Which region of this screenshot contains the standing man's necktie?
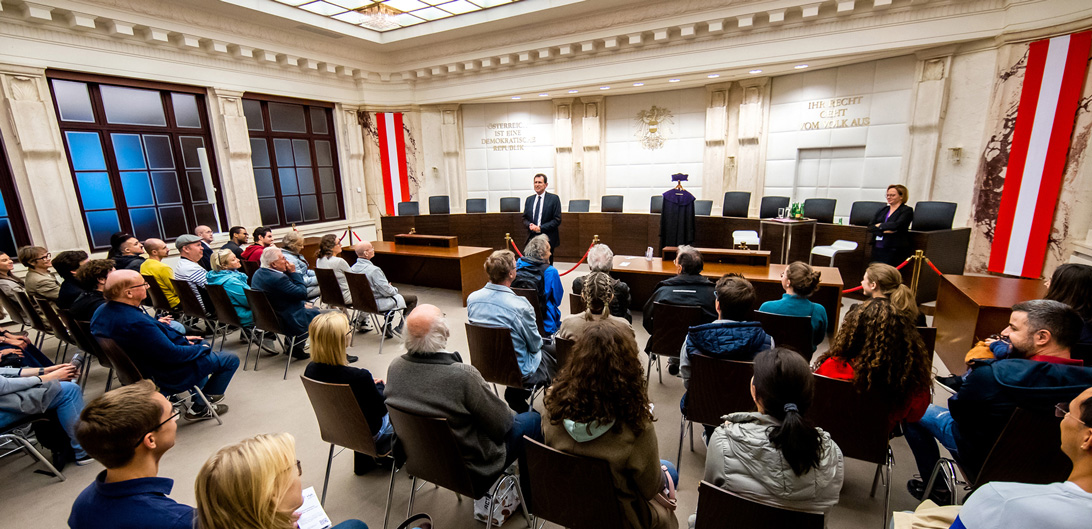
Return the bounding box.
[533,195,542,226]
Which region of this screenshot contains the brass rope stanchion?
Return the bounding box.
[909,249,925,298]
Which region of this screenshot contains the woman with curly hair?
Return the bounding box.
[555,271,632,341]
[813,299,932,430]
[543,319,678,529]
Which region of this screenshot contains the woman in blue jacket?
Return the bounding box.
[206,250,253,328]
[759,261,828,352]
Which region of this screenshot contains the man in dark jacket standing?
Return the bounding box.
[642,246,717,375]
[522,174,561,261]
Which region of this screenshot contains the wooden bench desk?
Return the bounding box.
[661,246,771,266]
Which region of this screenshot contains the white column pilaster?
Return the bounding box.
[207,88,261,230]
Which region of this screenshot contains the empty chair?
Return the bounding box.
[732,230,760,248]
[466,198,487,213]
[568,199,590,213]
[645,302,702,383]
[802,198,836,224]
[650,195,663,213]
[519,436,625,528]
[722,191,751,218]
[499,197,521,212]
[428,195,450,214]
[344,271,404,355]
[243,289,301,379]
[679,355,755,465]
[694,481,824,529]
[849,201,886,226]
[912,201,958,231]
[601,195,623,212]
[396,201,419,216]
[810,240,859,266]
[1,415,66,482]
[695,200,713,216]
[759,196,790,219]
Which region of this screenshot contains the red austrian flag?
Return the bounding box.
[990,31,1092,278]
[376,112,410,215]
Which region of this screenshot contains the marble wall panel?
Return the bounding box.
[462,101,555,206]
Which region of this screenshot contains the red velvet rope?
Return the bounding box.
[508,238,524,257]
[841,256,915,293]
[558,244,594,276]
[925,258,943,276]
[336,229,349,243]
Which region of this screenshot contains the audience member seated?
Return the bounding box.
[512,234,563,334]
[53,250,89,310]
[350,241,418,336]
[113,236,146,272]
[174,235,211,313]
[0,328,52,368]
[1045,263,1092,346]
[194,433,368,529]
[697,348,843,522]
[69,259,116,322]
[860,262,924,325]
[758,261,828,352]
[303,313,393,475]
[195,226,214,270]
[542,319,679,529]
[385,305,543,502]
[904,300,1092,501]
[19,245,60,301]
[91,270,237,420]
[963,298,1086,369]
[220,226,248,260]
[944,386,1092,529]
[572,243,632,322]
[316,234,353,303]
[69,381,194,529]
[0,251,28,319]
[281,232,320,299]
[0,363,88,467]
[467,250,556,413]
[556,271,632,341]
[106,232,131,259]
[250,248,319,360]
[240,226,274,263]
[642,245,717,375]
[141,239,180,311]
[206,250,254,329]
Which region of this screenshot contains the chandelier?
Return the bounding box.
[355,3,401,31]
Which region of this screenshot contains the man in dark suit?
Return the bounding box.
[522,173,561,262]
[194,225,214,271]
[249,247,320,359]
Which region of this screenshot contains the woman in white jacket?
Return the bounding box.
[699,347,844,519]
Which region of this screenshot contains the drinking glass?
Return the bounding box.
[778,207,787,219]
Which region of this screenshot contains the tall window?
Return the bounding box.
[48,72,225,250]
[0,138,31,256]
[243,96,343,228]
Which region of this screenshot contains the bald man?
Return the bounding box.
[90,270,237,420]
[349,241,417,337]
[194,226,214,270]
[140,238,180,310]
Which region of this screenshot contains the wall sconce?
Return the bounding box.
[948,147,963,165]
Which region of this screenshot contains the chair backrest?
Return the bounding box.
[300,376,380,456]
[519,436,626,529]
[244,289,286,335]
[648,302,702,360]
[313,268,349,310]
[464,322,525,388]
[912,201,958,231]
[0,292,27,326]
[428,195,450,215]
[465,198,487,213]
[169,279,208,321]
[35,297,74,345]
[141,274,174,313]
[499,197,521,212]
[759,196,790,219]
[568,199,590,213]
[385,404,478,497]
[343,271,381,314]
[205,283,244,328]
[240,260,259,282]
[695,200,713,216]
[397,201,420,216]
[15,291,49,333]
[687,355,755,425]
[849,201,885,226]
[56,309,95,357]
[93,336,144,386]
[752,311,813,358]
[916,326,937,356]
[511,287,546,336]
[1072,342,1092,366]
[694,481,824,529]
[973,407,1072,487]
[807,374,892,465]
[722,191,752,218]
[601,195,623,212]
[732,230,760,247]
[553,336,575,370]
[650,195,663,214]
[802,198,836,224]
[568,292,585,315]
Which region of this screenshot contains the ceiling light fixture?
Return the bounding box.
[354,3,401,31]
[599,86,610,90]
[568,89,579,93]
[511,96,521,100]
[707,74,720,79]
[539,93,549,97]
[668,78,680,83]
[633,82,645,87]
[749,69,763,74]
[794,64,809,69]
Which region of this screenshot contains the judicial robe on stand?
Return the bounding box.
[659,188,696,251]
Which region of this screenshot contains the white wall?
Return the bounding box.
[463,102,555,209]
[604,88,706,213]
[765,56,916,218]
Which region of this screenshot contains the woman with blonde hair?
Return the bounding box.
[556,271,632,341]
[206,249,254,329]
[194,433,368,529]
[303,312,391,474]
[868,184,914,266]
[861,262,923,325]
[281,232,320,299]
[758,261,828,352]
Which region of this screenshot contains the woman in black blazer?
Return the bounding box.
[868,184,914,266]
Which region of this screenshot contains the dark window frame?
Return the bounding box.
[47,70,227,250]
[0,136,32,256]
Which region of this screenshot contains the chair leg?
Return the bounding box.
[321,443,334,506]
[676,414,686,468]
[689,421,695,452]
[656,355,663,384]
[382,458,397,529]
[191,386,223,425]
[881,448,893,529]
[646,353,653,382]
[407,476,418,519]
[253,330,267,371]
[242,330,255,372]
[870,463,882,497]
[283,336,297,380]
[54,340,63,363]
[507,472,533,529]
[105,368,114,392]
[1,433,65,481]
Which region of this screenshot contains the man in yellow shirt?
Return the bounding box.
[139,238,180,310]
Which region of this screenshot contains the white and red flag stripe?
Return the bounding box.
[376,112,410,215]
[989,31,1092,277]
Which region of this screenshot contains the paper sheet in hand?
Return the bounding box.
[297,486,332,529]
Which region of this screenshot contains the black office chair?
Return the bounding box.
[428,196,450,215]
[601,195,623,212]
[466,198,487,213]
[650,195,663,213]
[396,201,419,216]
[759,196,790,219]
[695,200,713,216]
[568,199,590,212]
[499,197,521,212]
[850,201,886,226]
[913,201,958,231]
[803,198,836,224]
[722,191,751,217]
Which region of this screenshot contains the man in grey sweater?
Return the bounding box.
[384,304,541,493]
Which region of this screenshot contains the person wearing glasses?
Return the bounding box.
[194,433,368,529]
[90,270,238,420]
[68,381,194,529]
[18,245,60,301]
